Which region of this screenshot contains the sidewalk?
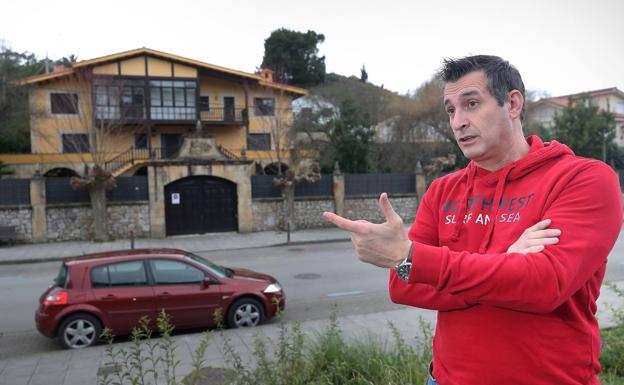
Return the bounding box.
[0,226,352,265]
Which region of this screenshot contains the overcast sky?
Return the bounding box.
[2,0,622,97]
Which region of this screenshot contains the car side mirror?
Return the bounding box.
[202,276,213,288]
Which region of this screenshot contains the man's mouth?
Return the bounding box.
[459,135,477,143]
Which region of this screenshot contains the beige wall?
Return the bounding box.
[198,76,245,106]
[30,78,92,153]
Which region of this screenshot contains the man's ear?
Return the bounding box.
[508,90,524,119]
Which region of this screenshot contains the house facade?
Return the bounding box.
[0,48,307,239]
[530,87,624,146]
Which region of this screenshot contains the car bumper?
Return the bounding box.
[264,292,286,319]
[35,308,56,338]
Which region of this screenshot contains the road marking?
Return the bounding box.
[327,290,366,298]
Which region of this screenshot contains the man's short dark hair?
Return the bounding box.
[437,55,526,119]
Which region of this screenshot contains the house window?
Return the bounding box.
[254,98,275,116]
[62,134,90,153]
[199,96,210,111]
[248,133,271,150]
[134,134,148,149]
[95,78,145,120]
[51,93,79,114]
[149,80,197,120]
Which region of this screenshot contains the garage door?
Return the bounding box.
[165,176,237,235]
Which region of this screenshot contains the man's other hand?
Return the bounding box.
[507,219,561,254]
[323,193,412,268]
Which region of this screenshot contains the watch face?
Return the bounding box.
[397,262,411,282]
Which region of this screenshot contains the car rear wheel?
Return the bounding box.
[227,298,265,328]
[58,313,102,349]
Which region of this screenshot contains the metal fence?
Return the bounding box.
[251,174,334,198]
[251,173,416,199]
[295,176,333,197]
[46,176,148,204]
[0,179,30,205]
[345,173,415,196]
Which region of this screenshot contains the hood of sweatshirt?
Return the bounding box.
[445,135,574,253]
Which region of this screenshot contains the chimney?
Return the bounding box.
[260,68,274,82]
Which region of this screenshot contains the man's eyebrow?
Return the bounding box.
[444,90,482,106]
[460,90,480,98]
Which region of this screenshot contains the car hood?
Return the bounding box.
[229,267,276,283]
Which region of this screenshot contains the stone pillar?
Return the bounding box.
[148,165,166,238]
[236,169,253,233]
[30,176,47,242]
[415,161,426,201]
[333,162,345,216]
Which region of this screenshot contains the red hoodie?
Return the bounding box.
[389,136,622,385]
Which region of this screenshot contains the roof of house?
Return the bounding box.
[18,47,307,95]
[535,87,624,108]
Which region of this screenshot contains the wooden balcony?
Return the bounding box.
[200,105,248,125]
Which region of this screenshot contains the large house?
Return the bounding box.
[10,47,306,177]
[0,48,307,239]
[529,87,624,146]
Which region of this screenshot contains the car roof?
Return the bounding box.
[63,248,189,266]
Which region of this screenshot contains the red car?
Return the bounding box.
[35,248,285,349]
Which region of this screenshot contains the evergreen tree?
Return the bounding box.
[549,97,617,164]
[328,99,374,173]
[261,28,326,87]
[360,65,368,83]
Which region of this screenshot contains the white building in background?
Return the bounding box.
[531,87,624,146]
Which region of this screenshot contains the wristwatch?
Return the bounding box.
[395,242,414,282]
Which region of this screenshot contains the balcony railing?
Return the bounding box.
[95,105,248,125]
[200,106,248,125]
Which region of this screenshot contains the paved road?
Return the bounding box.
[0,242,405,358]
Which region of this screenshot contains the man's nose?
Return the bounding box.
[451,111,469,131]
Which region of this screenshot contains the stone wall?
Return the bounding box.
[252,194,418,231]
[252,198,336,231]
[46,202,149,242]
[344,195,418,224]
[0,207,32,241]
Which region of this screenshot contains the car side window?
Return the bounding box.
[149,259,204,285]
[90,261,148,288]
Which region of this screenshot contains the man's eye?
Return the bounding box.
[446,108,455,115]
[468,100,478,108]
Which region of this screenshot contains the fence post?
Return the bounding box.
[415,161,426,201]
[333,162,345,216]
[30,175,48,243]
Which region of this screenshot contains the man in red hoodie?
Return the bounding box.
[323,55,622,385]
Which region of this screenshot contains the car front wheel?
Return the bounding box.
[58,313,102,349]
[227,298,265,328]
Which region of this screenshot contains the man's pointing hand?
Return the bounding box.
[323,193,412,268]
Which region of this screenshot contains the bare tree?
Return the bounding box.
[29,67,143,241]
[252,87,321,236]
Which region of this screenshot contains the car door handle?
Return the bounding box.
[102,294,116,301]
[158,292,170,298]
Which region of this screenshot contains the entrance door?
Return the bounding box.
[165,176,238,235]
[161,134,183,158]
[223,97,235,122]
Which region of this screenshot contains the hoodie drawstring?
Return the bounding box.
[450,165,476,242]
[478,166,513,253]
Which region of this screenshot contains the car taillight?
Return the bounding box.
[43,291,68,305]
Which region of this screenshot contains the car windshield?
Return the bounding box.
[55,263,69,288]
[185,253,227,279]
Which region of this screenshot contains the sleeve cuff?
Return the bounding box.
[408,242,443,287]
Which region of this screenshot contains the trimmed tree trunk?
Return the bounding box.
[88,183,109,242]
[282,185,296,232]
[71,165,116,242]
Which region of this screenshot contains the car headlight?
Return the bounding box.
[263,283,282,293]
